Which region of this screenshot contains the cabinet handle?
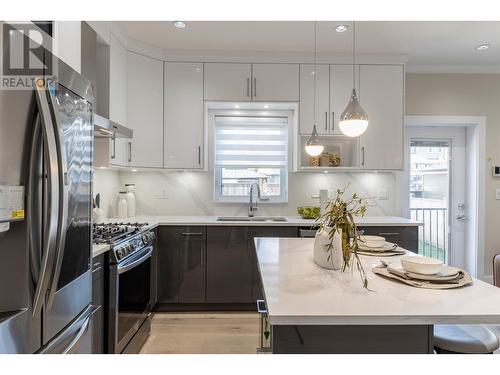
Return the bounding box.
[181,232,204,236]
[378,232,400,236]
[200,246,204,267]
[198,146,201,165]
[128,141,132,162]
[111,136,116,159]
[325,111,328,131]
[361,146,365,166]
[246,78,250,97]
[253,77,257,97]
[331,112,335,132]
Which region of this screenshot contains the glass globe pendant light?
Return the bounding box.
[305,21,325,157]
[339,21,369,137]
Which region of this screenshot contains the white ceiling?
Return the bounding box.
[117,21,500,72]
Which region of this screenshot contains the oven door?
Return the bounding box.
[108,246,152,354]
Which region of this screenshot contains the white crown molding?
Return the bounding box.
[161,48,408,64]
[406,64,500,74]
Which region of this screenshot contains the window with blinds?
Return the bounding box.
[214,115,288,202]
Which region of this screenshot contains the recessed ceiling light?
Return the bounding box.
[173,21,186,29]
[475,43,490,51]
[264,104,269,109]
[234,105,240,109]
[335,25,349,33]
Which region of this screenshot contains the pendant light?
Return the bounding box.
[339,21,369,137]
[305,21,324,157]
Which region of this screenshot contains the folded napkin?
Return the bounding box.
[372,262,473,289]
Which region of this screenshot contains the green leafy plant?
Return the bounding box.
[317,185,372,289]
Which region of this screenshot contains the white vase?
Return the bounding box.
[125,184,136,217]
[313,226,343,270]
[117,192,128,219]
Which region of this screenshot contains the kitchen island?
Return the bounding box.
[255,237,500,354]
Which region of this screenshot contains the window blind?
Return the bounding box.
[214,116,288,168]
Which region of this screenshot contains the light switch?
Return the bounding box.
[496,189,500,200]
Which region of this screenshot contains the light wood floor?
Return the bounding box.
[140,312,261,354]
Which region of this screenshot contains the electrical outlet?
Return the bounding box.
[377,188,389,200]
[152,189,168,199]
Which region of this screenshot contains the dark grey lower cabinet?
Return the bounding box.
[157,226,206,304]
[91,254,104,354]
[156,225,298,309]
[358,226,418,253]
[249,227,298,302]
[206,227,252,303]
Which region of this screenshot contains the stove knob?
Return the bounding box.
[117,249,123,259]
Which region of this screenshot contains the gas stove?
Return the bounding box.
[92,222,149,245]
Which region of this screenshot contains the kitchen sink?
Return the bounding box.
[216,216,287,222]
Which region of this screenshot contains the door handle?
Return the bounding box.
[28,114,42,284]
[378,232,400,236]
[198,146,201,166]
[456,215,467,221]
[331,112,335,132]
[253,77,257,97]
[246,78,250,97]
[325,112,328,131]
[62,313,91,354]
[128,141,132,163]
[361,146,365,166]
[111,136,116,159]
[181,232,204,236]
[33,81,60,317]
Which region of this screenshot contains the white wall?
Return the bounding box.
[94,169,398,218]
[406,73,500,278]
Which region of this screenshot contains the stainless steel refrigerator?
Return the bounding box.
[0,54,94,353]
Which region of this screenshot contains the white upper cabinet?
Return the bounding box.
[330,65,359,136]
[204,63,252,101]
[358,65,404,170]
[53,22,81,73]
[299,64,330,135]
[252,64,299,101]
[126,51,164,168]
[164,62,204,169]
[109,33,127,126]
[204,63,299,102]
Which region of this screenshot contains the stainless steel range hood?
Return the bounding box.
[94,114,133,138]
[82,23,133,139]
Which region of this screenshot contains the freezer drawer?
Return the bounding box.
[37,305,92,354]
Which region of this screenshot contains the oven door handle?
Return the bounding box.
[117,246,153,275]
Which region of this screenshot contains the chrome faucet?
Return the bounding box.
[248,182,261,217]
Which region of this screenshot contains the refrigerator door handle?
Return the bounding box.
[28,114,42,283]
[32,81,61,317]
[46,90,70,308]
[62,314,91,354]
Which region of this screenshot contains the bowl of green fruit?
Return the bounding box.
[297,206,321,219]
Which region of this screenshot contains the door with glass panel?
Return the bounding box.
[407,126,466,269]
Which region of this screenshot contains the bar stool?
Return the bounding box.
[434,255,500,354]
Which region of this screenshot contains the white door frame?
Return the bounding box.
[402,115,486,279]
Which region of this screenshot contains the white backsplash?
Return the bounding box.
[93,169,401,218]
[93,168,123,218]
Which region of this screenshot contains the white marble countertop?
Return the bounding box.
[92,244,110,258]
[103,215,422,228]
[255,237,500,326]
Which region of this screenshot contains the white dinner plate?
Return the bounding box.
[405,265,461,281]
[358,241,397,252]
